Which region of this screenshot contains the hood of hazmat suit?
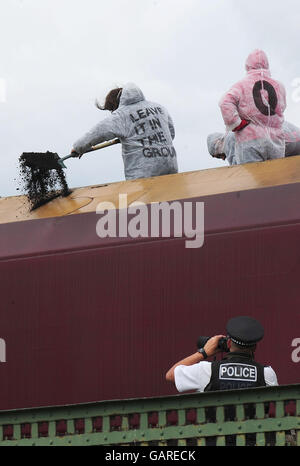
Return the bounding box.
[219,49,286,164]
[207,132,236,166]
[73,82,178,180]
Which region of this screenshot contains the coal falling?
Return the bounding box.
[19,152,71,210]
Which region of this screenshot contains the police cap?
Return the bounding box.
[226,316,264,347]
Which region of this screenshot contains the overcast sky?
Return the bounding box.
[1,0,300,197]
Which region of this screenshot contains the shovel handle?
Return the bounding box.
[61,138,121,163]
[90,138,120,152]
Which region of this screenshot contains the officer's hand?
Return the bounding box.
[204,335,226,358]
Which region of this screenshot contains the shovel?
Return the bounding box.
[21,138,121,170]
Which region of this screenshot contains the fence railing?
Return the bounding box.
[0,384,299,446]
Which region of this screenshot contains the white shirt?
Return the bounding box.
[174,361,278,393]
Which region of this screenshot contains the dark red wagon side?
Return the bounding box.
[0,174,299,410]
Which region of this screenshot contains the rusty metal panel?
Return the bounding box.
[1,182,300,261]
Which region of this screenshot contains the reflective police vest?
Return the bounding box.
[204,352,266,391]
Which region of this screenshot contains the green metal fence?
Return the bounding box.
[0,384,299,446]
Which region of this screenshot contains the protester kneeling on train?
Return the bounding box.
[207,132,237,166]
[219,49,286,165]
[72,83,178,181]
[207,121,300,166]
[283,121,300,157]
[165,316,278,393]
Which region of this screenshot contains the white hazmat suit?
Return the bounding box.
[207,121,300,166]
[73,83,178,181]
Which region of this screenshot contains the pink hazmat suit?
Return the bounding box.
[219,50,286,164]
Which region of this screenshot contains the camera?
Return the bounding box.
[197,336,229,353]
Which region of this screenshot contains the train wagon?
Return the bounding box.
[0,156,299,410]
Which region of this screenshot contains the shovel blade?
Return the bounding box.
[58,159,67,169]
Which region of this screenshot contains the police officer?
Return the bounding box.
[165,316,278,392]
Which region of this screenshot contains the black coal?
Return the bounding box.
[19,152,71,210]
